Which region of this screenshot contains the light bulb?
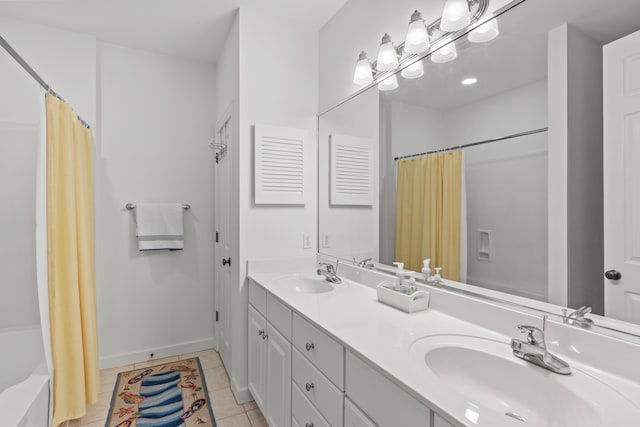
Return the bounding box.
[353,51,374,85]
[400,53,424,79]
[440,0,471,32]
[431,41,457,63]
[376,33,399,72]
[404,10,430,54]
[378,74,399,91]
[468,15,499,43]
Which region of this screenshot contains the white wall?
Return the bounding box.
[96,42,216,367]
[548,25,604,313]
[226,6,319,401]
[0,17,96,330]
[319,88,379,262]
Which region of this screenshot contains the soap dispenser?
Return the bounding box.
[392,262,405,286]
[433,267,442,285]
[421,259,431,281]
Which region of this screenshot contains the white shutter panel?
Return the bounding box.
[330,134,374,206]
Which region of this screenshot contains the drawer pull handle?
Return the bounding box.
[305,342,315,351]
[305,424,314,427]
[258,329,264,336]
[305,382,315,391]
[262,333,268,340]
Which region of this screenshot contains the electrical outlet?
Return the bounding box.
[322,234,331,248]
[303,234,312,249]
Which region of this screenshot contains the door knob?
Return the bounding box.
[605,270,622,280]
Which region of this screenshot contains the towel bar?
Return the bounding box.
[126,203,190,210]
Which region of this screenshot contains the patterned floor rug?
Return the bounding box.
[105,357,217,427]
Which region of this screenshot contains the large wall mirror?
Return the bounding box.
[318,0,640,331]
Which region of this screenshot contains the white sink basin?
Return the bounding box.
[272,274,335,294]
[409,335,640,426]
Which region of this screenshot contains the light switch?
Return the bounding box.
[303,234,312,249]
[322,233,331,248]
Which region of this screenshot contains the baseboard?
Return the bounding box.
[230,375,252,405]
[99,337,215,370]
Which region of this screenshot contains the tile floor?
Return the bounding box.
[64,349,266,427]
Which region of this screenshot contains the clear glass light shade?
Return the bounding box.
[468,16,500,43]
[353,53,374,85]
[400,55,424,79]
[378,74,399,91]
[440,0,471,32]
[404,14,430,54]
[431,41,457,63]
[376,34,399,72]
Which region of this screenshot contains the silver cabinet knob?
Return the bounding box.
[305,342,315,351]
[262,333,268,340]
[305,382,314,391]
[305,424,314,427]
[258,329,264,336]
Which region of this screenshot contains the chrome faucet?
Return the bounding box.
[562,306,594,328]
[354,257,374,269]
[317,261,342,284]
[510,315,571,375]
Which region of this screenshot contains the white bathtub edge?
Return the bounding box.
[0,375,49,427]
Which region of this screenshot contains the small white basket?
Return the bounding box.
[376,281,430,313]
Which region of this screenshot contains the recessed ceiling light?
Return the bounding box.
[461,77,478,85]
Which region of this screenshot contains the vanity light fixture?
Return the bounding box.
[431,41,458,63]
[468,15,499,43]
[404,10,430,54]
[400,53,424,79]
[461,77,478,85]
[440,0,472,32]
[376,33,400,72]
[353,51,374,85]
[377,74,399,91]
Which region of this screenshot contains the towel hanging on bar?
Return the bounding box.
[134,203,184,251]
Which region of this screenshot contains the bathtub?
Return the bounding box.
[0,326,49,427]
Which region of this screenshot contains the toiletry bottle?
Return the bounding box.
[421,259,431,282]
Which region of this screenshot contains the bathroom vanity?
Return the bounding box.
[247,257,640,427]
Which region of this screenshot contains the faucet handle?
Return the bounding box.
[517,325,545,345]
[318,262,335,273]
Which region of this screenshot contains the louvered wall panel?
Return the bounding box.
[330,134,374,206]
[255,124,307,205]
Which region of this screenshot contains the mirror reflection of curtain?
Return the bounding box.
[395,151,465,281]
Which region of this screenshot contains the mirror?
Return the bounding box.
[318,0,640,330]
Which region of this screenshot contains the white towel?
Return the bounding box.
[135,203,184,251]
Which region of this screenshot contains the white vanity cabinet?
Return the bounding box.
[291,313,345,427]
[248,281,292,427]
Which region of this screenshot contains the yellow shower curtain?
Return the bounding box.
[45,94,99,426]
[395,151,462,280]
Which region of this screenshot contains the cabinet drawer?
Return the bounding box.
[267,293,292,340]
[292,313,344,389]
[249,279,267,316]
[292,348,343,426]
[292,383,331,427]
[344,398,376,427]
[345,351,428,427]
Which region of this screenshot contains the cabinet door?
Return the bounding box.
[266,323,291,427]
[248,305,267,413]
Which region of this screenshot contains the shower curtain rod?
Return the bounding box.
[0,34,90,129]
[393,127,548,161]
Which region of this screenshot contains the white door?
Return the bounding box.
[604,29,640,324]
[265,323,291,427]
[214,113,233,369]
[247,305,267,413]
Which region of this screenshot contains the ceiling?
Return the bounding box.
[0,0,348,64]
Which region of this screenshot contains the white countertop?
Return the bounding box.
[247,258,640,427]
